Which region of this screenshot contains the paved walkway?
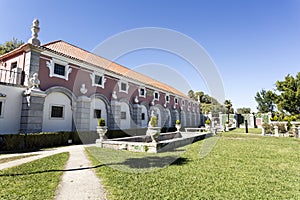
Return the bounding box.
[0,145,107,200]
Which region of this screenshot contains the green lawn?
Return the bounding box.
[230,127,262,134]
[0,152,69,200]
[87,133,300,199]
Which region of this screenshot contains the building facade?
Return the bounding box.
[0,19,201,134]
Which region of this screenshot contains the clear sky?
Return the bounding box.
[1,0,300,112]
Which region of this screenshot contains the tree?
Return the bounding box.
[236,107,251,114]
[194,91,204,102]
[275,73,300,115]
[0,38,24,55]
[188,90,195,99]
[224,100,233,122]
[255,89,277,113]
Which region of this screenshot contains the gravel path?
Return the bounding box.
[0,145,107,200]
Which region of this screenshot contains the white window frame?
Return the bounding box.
[118,80,129,94]
[139,86,146,98]
[174,97,178,105]
[165,94,170,103]
[90,72,106,88]
[154,91,160,101]
[46,59,72,81]
[0,99,5,118]
[49,104,65,120]
[181,99,185,106]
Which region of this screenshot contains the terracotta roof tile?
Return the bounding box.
[42,40,188,98]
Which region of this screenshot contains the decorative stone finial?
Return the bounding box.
[28,19,41,46]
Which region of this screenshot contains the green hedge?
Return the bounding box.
[0,128,176,152]
[0,132,81,152]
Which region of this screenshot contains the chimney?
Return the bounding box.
[28,19,41,46]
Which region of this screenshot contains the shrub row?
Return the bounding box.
[0,127,183,152]
[0,128,154,152]
[0,132,82,152]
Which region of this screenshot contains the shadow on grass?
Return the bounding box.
[0,164,105,177]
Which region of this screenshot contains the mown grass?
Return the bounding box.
[87,133,300,199]
[0,154,39,164]
[230,127,262,134]
[0,152,69,200]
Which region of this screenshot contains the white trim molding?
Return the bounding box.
[90,72,106,88]
[118,80,129,94]
[165,93,170,103]
[46,59,72,81]
[153,91,160,101]
[139,86,147,98]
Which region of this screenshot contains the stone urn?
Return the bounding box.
[96,126,108,147]
[96,118,107,147]
[175,120,181,132]
[175,124,181,132]
[146,127,161,143]
[147,112,161,143]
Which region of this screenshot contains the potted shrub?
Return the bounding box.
[96,118,107,147]
[147,115,161,143]
[175,120,181,132]
[205,118,211,129]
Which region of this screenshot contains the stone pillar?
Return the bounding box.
[268,112,272,123]
[180,111,186,127]
[261,127,265,136]
[20,89,46,133]
[132,104,142,128]
[75,96,91,131]
[110,100,121,130]
[171,109,179,126]
[274,125,279,137]
[23,50,41,87]
[249,113,254,128]
[292,125,297,137]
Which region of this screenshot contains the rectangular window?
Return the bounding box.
[141,113,145,120]
[94,109,101,119]
[51,106,64,118]
[140,88,145,96]
[94,75,103,85]
[175,98,178,104]
[0,101,3,117]
[121,111,126,120]
[121,82,127,91]
[166,95,170,102]
[154,92,159,100]
[11,62,17,69]
[54,63,65,76]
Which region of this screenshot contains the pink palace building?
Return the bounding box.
[0,19,202,134]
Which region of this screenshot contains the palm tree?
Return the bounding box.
[224,100,232,123]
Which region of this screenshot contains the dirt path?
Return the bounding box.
[0,145,107,200]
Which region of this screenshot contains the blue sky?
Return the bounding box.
[1,0,300,112]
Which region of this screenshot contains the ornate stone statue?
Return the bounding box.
[28,73,40,89]
[28,19,41,46]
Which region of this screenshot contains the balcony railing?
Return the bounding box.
[0,68,27,86]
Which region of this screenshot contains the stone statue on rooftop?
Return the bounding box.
[28,19,41,46]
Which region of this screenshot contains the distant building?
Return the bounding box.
[0,19,201,134]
